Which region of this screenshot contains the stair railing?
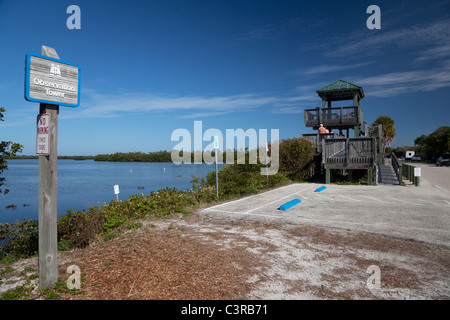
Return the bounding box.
[391,152,403,185]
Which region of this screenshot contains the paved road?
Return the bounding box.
[406,161,450,192]
[200,163,450,248]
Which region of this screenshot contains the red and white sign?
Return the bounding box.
[36,113,50,155]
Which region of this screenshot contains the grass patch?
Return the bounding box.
[0,284,33,300]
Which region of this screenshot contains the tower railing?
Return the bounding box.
[304,106,363,128]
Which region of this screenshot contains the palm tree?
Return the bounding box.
[372,116,396,153]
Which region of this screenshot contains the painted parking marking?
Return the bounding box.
[204,183,298,211]
[416,199,434,205]
[245,185,314,214]
[363,196,391,204]
[386,198,450,208]
[312,193,335,201]
[206,209,250,215]
[388,197,424,206]
[338,195,362,202]
[435,185,449,192]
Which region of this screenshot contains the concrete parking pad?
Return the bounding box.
[200,174,450,249]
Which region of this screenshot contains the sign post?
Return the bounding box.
[25,45,80,290]
[214,136,219,199]
[37,102,58,290]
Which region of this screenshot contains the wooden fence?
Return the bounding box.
[402,162,420,186]
[322,137,376,169]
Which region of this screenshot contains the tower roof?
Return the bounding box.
[316,80,365,101]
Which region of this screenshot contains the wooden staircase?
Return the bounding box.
[378,164,400,185]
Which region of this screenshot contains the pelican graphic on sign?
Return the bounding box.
[49,63,61,77]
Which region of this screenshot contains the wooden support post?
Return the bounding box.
[38,103,59,289]
[325,168,331,184]
[372,137,377,166]
[354,125,360,137]
[368,167,373,185]
[353,93,360,107]
[38,46,60,290]
[345,138,349,166]
[318,107,322,126]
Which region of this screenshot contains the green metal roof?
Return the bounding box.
[316,80,365,100]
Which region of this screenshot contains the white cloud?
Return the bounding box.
[327,19,450,59]
[355,66,450,97]
[61,90,299,119]
[272,107,305,114]
[301,62,374,75]
[415,43,450,62]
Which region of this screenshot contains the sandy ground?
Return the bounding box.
[1,213,449,300]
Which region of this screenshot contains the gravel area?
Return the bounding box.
[2,213,448,300]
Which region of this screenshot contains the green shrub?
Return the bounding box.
[57,207,105,249]
[279,137,318,181]
[201,162,291,197]
[0,219,38,260]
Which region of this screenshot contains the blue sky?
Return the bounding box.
[0,0,449,155]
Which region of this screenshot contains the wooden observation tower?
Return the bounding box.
[302,80,382,185]
[304,79,364,137]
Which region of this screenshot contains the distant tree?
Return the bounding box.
[414,126,450,160]
[385,146,417,158]
[372,116,396,148]
[0,107,23,195]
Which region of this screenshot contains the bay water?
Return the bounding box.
[0,159,221,224]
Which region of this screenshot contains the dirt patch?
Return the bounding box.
[1,214,449,299]
[57,218,257,300]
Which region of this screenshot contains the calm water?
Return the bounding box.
[0,159,221,224]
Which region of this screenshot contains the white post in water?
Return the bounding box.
[214,136,219,199]
[114,184,120,201]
